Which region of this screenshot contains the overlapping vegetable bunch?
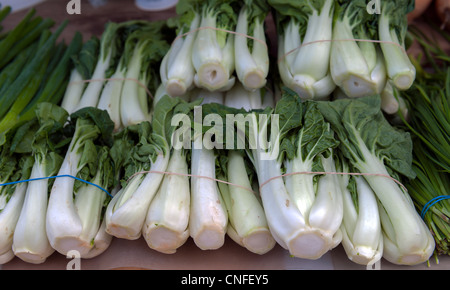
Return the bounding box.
[0,0,447,268]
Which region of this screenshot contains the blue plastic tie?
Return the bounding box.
[0,175,112,198]
[420,195,450,219]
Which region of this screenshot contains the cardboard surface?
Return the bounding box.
[0,0,449,270]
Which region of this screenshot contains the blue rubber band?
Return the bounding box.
[0,175,112,198]
[420,195,450,219]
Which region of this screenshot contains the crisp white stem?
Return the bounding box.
[284,159,316,218]
[355,138,434,265]
[235,8,268,90]
[292,0,333,79]
[378,13,415,90]
[81,218,113,259]
[192,13,235,91]
[105,152,169,240]
[340,176,383,265]
[224,82,262,111]
[142,149,190,254]
[189,146,228,250]
[163,14,200,97]
[97,67,126,132]
[224,151,275,255]
[14,162,54,264]
[0,183,26,264]
[120,45,150,127]
[74,50,112,111]
[307,155,343,247]
[256,156,307,256]
[61,68,86,115]
[46,150,83,256]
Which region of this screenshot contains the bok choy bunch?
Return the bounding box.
[142,95,199,254]
[317,95,435,265]
[234,0,270,91]
[118,21,171,128]
[160,6,201,97]
[13,103,68,264]
[220,86,276,255]
[72,22,123,111]
[61,36,100,115]
[330,0,387,98]
[221,88,343,259]
[269,0,336,100]
[46,107,116,258]
[105,95,195,240]
[178,0,241,92]
[337,154,383,266]
[378,0,416,91]
[0,127,34,264]
[187,91,229,250]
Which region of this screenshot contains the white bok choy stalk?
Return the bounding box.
[46,107,116,258]
[96,55,126,133]
[378,0,416,91]
[221,150,276,255]
[73,22,122,111]
[316,95,435,265]
[238,88,343,259]
[119,21,171,128]
[330,0,387,98]
[13,103,67,264]
[160,10,200,97]
[337,154,383,266]
[142,95,200,254]
[187,90,228,250]
[221,81,275,254]
[142,148,190,254]
[269,0,336,100]
[105,95,190,240]
[0,137,34,264]
[224,81,262,111]
[181,0,240,92]
[234,0,270,91]
[61,36,100,115]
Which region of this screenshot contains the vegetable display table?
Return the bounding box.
[0,0,449,270]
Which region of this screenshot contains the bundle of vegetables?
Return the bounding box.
[0,7,79,145]
[160,0,271,97]
[198,88,344,260]
[45,106,118,259]
[105,95,198,242]
[316,95,435,266]
[12,103,69,264]
[270,0,336,100]
[222,84,276,255]
[61,20,172,132]
[185,90,229,251]
[397,29,450,258]
[269,0,416,102]
[0,118,34,264]
[161,0,239,94]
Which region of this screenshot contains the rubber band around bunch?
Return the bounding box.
[420,195,450,219]
[126,169,409,197]
[0,175,112,197]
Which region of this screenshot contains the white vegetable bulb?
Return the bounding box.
[0,183,27,264]
[142,149,190,254]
